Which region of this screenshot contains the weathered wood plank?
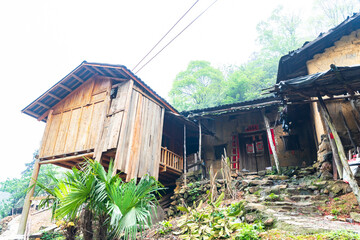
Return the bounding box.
[53,110,72,155]
[43,113,62,157]
[64,107,82,153]
[138,98,154,176]
[39,110,54,158]
[153,107,165,179]
[106,81,131,150]
[113,80,135,172]
[126,93,143,181]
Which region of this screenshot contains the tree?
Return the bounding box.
[37,159,163,240]
[169,61,225,111]
[222,7,303,104]
[256,6,303,59]
[0,151,62,220]
[310,0,360,34]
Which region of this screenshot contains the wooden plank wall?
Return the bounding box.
[39,77,111,158]
[110,87,165,181]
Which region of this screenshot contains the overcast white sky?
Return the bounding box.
[0,0,317,181]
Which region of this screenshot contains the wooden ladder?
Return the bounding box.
[231,133,240,171]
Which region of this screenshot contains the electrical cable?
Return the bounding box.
[134,0,219,74]
[132,0,200,72]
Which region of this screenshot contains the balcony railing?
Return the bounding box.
[160,147,183,173]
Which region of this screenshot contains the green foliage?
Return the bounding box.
[169,60,224,111]
[324,230,360,240]
[268,193,279,200]
[227,201,245,217]
[0,151,63,220]
[157,220,173,235]
[174,194,263,239]
[36,159,163,240]
[330,209,340,216]
[40,231,64,240]
[234,223,263,240]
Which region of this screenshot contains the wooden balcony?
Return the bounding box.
[159,147,183,177]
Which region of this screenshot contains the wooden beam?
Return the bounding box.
[331,64,356,96]
[17,159,41,235]
[37,102,50,109]
[93,66,107,76]
[321,109,343,179]
[198,120,202,175]
[48,93,61,101]
[83,65,97,75]
[39,152,93,165]
[72,74,84,83]
[24,109,40,118]
[317,92,360,204]
[103,68,117,77]
[262,109,280,174]
[58,83,72,92]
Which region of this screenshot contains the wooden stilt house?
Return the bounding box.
[19,61,200,235]
[22,61,198,183]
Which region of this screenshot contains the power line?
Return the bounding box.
[132,0,200,72]
[135,0,219,74]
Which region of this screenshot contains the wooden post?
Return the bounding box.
[262,109,280,174]
[317,93,360,203]
[322,118,343,179]
[198,119,203,178]
[340,106,356,150]
[198,119,202,164]
[184,124,187,186]
[17,159,41,235]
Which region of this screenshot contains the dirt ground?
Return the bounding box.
[0,209,55,239]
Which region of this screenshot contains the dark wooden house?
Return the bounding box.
[183,97,317,174]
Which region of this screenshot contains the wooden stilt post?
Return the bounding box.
[17,159,41,236]
[184,124,187,186]
[317,93,360,203]
[262,109,280,174]
[320,108,343,179]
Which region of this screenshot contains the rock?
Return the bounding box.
[350,212,360,223]
[308,185,318,191]
[313,181,327,187]
[328,181,348,195]
[324,215,335,221]
[241,180,250,187]
[258,170,266,176]
[267,175,289,180]
[231,173,238,178]
[323,189,329,194]
[264,218,274,226]
[244,203,266,212]
[286,188,297,194]
[269,184,287,194]
[170,201,177,206]
[346,218,354,223]
[320,171,333,180]
[245,214,256,223]
[248,186,259,194]
[320,162,332,173]
[245,195,259,203]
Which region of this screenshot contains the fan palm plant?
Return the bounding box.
[36,159,164,240]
